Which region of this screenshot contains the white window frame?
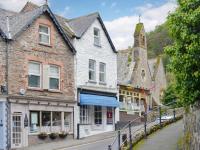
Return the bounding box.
[49,65,60,90]
[80,105,90,124]
[94,28,101,46]
[89,59,96,82]
[99,62,106,84]
[39,25,50,45]
[28,61,41,89]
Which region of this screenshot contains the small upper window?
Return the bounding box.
[49,65,60,90]
[28,62,41,88]
[39,25,50,45]
[141,69,146,80]
[94,28,101,46]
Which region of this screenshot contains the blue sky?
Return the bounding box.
[49,0,169,21]
[0,0,177,49]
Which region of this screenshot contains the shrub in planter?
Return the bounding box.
[59,132,68,139]
[49,133,58,140]
[38,132,48,140]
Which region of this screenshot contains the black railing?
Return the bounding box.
[108,103,183,150]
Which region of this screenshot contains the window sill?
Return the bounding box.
[99,82,107,85]
[88,80,97,84]
[94,44,102,48]
[28,87,43,92]
[39,42,52,47]
[48,89,62,93]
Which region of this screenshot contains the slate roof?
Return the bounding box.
[117,48,136,85]
[0,5,76,53]
[67,12,117,53]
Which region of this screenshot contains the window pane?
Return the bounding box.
[39,26,49,34]
[89,60,95,70]
[42,112,51,126]
[29,62,40,75]
[49,78,59,90]
[52,112,61,126]
[49,66,59,77]
[94,106,102,125]
[89,71,95,81]
[28,75,40,88]
[94,37,100,46]
[100,63,105,72]
[94,28,99,36]
[39,34,49,44]
[64,112,71,127]
[99,73,105,82]
[107,107,113,124]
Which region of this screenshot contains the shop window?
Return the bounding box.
[39,25,50,45]
[64,112,71,128]
[89,59,96,81]
[52,112,61,126]
[99,62,106,83]
[42,111,51,126]
[80,105,89,124]
[30,111,40,132]
[28,61,41,88]
[119,95,124,102]
[94,106,102,125]
[49,65,60,90]
[107,107,113,124]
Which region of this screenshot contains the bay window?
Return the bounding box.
[28,62,41,88]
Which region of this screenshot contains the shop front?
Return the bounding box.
[0,97,7,150]
[9,99,75,149]
[77,93,119,138]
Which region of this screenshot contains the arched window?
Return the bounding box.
[141,69,146,80]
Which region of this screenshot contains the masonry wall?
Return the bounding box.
[0,36,6,89]
[183,103,200,150]
[7,14,75,101]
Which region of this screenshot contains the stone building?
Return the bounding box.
[0,3,76,149]
[117,22,167,123]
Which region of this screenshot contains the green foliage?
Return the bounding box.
[161,83,177,105]
[165,0,200,105]
[147,23,173,59]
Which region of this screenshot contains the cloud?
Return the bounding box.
[58,6,70,17]
[105,0,177,50]
[0,0,45,12]
[111,2,117,8]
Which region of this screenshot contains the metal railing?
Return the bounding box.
[108,103,183,150]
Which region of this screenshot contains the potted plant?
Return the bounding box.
[49,133,58,140]
[38,132,48,140]
[59,131,68,139]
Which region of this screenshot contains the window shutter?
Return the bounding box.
[43,65,49,89]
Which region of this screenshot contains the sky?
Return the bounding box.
[0,0,177,50]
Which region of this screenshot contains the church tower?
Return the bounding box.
[134,22,147,49]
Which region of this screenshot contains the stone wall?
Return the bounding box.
[183,103,200,150]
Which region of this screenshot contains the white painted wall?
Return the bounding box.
[74,19,118,90]
[0,98,7,150]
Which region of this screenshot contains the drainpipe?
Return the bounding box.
[5,16,11,150]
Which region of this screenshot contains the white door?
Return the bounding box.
[11,114,22,148]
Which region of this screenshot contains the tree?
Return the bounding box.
[165,0,200,106]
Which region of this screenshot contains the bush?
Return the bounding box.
[49,133,58,140]
[38,132,48,140]
[59,132,68,139]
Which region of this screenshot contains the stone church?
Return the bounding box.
[117,22,167,123]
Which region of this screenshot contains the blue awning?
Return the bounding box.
[80,94,119,107]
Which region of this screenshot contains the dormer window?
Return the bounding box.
[94,28,101,46]
[39,25,50,45]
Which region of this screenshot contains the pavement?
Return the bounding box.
[135,120,183,150]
